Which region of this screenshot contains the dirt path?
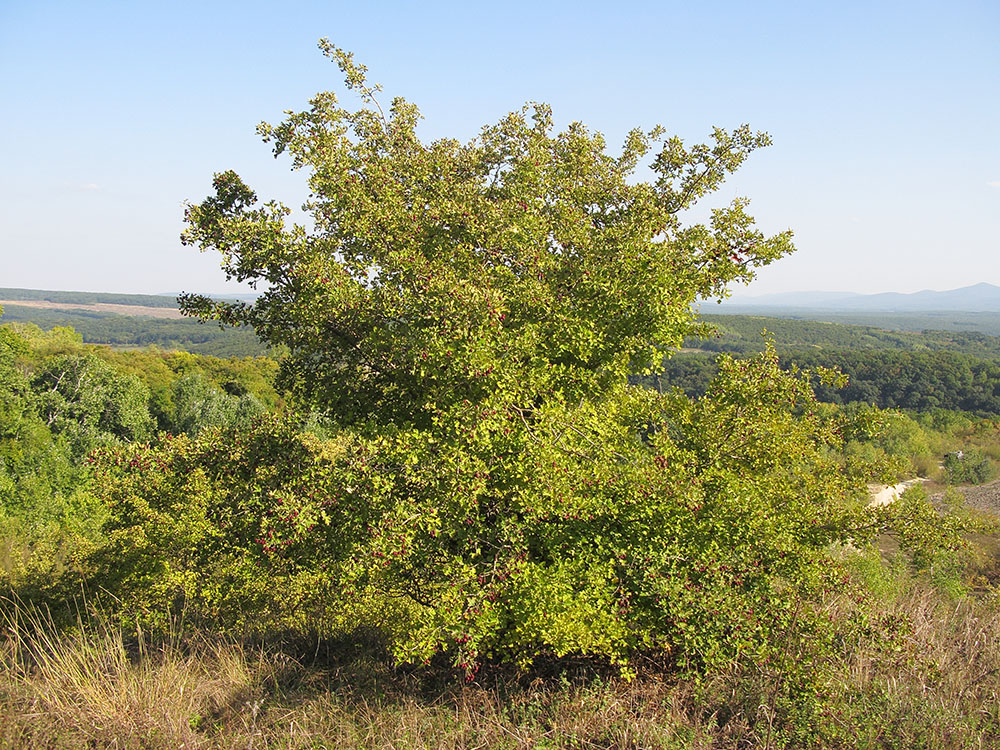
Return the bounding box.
[868,478,930,507]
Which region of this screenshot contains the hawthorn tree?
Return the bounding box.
[158,42,960,673]
[180,41,794,427]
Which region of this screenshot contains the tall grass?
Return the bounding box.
[2,578,1000,749]
[1,597,292,748]
[834,586,1000,748]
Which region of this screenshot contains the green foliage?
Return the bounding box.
[170,373,265,436]
[0,316,277,594]
[87,350,970,676]
[653,348,1000,416]
[3,321,84,358]
[708,309,1000,337]
[0,303,269,356]
[0,323,33,438]
[166,42,976,676]
[840,406,934,480]
[0,286,269,356]
[31,354,155,458]
[691,314,1000,358]
[180,42,792,427]
[0,325,105,589]
[86,416,382,634]
[96,348,279,431]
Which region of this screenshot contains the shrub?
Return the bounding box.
[944,449,997,485]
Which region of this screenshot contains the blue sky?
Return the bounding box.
[1,0,997,296]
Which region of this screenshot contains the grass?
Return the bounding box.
[2,575,1000,749]
[1,600,290,747]
[0,599,704,749]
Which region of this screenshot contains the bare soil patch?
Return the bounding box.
[937,478,1000,517]
[867,478,930,507]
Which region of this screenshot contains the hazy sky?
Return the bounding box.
[1,0,997,297]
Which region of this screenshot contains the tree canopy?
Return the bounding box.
[180,41,793,429]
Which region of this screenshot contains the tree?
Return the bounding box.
[944,449,997,485]
[170,372,264,436]
[167,43,959,673]
[0,313,34,439]
[32,354,154,457]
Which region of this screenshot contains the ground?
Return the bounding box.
[938,478,1000,516]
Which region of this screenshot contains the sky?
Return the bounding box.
[1,0,997,297]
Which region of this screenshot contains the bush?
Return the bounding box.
[944,449,997,485]
[85,351,972,678]
[162,44,976,677]
[84,417,378,635]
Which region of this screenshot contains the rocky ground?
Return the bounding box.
[930,478,1000,517]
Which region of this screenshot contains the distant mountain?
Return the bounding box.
[723,283,1000,313]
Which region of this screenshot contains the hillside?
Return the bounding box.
[0,287,181,308]
[639,315,1000,415]
[691,314,1000,358]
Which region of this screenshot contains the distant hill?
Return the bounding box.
[724,283,1000,313]
[689,314,1000,358]
[0,287,179,308]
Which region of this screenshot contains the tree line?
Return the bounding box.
[0,304,268,356]
[646,349,1000,416]
[692,313,1000,358]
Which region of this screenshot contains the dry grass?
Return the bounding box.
[0,299,184,319]
[0,615,709,749]
[840,587,1000,749]
[0,599,293,748]
[2,584,999,749]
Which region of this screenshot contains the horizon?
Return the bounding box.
[4,280,999,301]
[728,281,1000,300]
[2,1,997,297]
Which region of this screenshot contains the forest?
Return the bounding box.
[626,315,1000,417]
[693,313,1000,357]
[4,44,1000,749]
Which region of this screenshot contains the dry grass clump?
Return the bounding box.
[838,586,1000,749]
[0,604,712,749]
[0,599,293,748]
[0,595,730,749]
